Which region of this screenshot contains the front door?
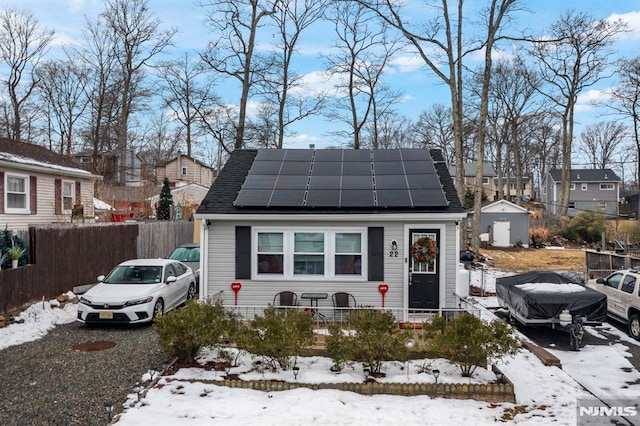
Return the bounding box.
[408,229,440,310]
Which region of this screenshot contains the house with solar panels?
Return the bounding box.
[195,148,467,321]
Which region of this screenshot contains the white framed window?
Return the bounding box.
[581,183,588,191]
[412,232,437,274]
[568,201,576,208]
[254,228,366,280]
[598,201,607,209]
[600,183,614,190]
[482,177,489,184]
[62,181,75,212]
[570,183,575,190]
[181,166,187,175]
[5,173,29,213]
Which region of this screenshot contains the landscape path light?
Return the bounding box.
[134,381,142,402]
[104,402,114,422]
[293,366,300,380]
[432,369,440,385]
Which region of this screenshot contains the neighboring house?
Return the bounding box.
[476,199,530,248]
[542,169,621,217]
[148,182,209,220]
[494,176,533,202]
[156,152,216,188]
[74,149,143,186]
[0,138,101,230]
[195,148,466,321]
[448,162,497,201]
[96,184,155,220]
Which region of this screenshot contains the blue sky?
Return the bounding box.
[3,0,640,152]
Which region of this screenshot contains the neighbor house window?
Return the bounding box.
[581,183,588,191]
[181,166,187,175]
[570,183,575,190]
[600,183,614,190]
[62,181,75,211]
[5,174,29,213]
[568,201,575,208]
[254,228,365,279]
[598,201,606,210]
[482,177,489,184]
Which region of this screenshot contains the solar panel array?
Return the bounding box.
[233,149,449,208]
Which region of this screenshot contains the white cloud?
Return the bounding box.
[608,11,640,41]
[390,55,424,73]
[576,88,613,107]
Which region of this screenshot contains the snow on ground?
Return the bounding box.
[1,273,639,425]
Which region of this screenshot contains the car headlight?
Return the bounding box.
[125,296,154,307]
[79,296,92,305]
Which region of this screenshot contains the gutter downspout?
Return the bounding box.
[199,219,209,300]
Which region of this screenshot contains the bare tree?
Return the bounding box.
[325,1,403,149]
[354,0,519,251]
[35,61,90,155]
[609,57,640,185]
[156,53,219,157]
[485,57,540,200]
[200,0,277,150]
[363,110,413,149]
[0,8,54,142]
[529,10,626,216]
[101,0,176,184]
[578,121,627,169]
[70,13,122,170]
[410,104,456,163]
[261,0,328,149]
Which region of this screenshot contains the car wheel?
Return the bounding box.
[187,282,197,301]
[629,314,640,340]
[153,299,164,319]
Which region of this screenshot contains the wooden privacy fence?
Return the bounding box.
[585,249,640,279]
[0,221,194,315]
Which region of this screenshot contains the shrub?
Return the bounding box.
[559,210,606,243]
[529,227,550,246]
[427,313,519,377]
[235,306,314,372]
[325,309,411,375]
[153,300,239,363]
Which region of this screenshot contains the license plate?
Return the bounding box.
[99,311,113,319]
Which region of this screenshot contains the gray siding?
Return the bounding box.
[205,218,459,313]
[480,212,529,247]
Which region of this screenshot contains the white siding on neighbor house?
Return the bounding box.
[159,157,214,188]
[204,218,459,314]
[1,165,95,230]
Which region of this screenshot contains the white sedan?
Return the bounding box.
[77,258,197,324]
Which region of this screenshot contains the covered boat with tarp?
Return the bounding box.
[496,271,607,350]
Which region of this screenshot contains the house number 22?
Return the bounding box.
[389,250,398,257]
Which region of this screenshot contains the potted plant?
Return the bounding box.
[7,245,25,269]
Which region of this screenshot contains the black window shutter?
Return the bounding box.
[368,227,384,281]
[235,226,251,279]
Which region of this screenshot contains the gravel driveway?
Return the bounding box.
[0,321,167,426]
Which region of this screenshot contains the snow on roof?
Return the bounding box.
[93,197,114,211]
[0,152,91,175]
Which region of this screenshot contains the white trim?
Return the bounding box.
[199,219,208,300]
[581,183,588,191]
[0,159,100,179]
[5,172,30,214]
[196,212,466,222]
[62,180,75,213]
[403,223,446,321]
[600,183,614,190]
[252,226,367,281]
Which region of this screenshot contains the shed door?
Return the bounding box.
[493,221,510,247]
[408,229,440,310]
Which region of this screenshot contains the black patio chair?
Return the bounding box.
[332,292,357,322]
[273,291,298,311]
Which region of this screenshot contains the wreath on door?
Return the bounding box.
[411,237,439,264]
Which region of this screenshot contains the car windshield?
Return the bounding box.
[169,247,200,262]
[104,265,163,284]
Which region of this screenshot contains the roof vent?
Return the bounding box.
[577,173,580,179]
[605,174,608,179]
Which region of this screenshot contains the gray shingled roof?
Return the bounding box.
[0,138,91,172]
[548,169,621,182]
[196,148,465,215]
